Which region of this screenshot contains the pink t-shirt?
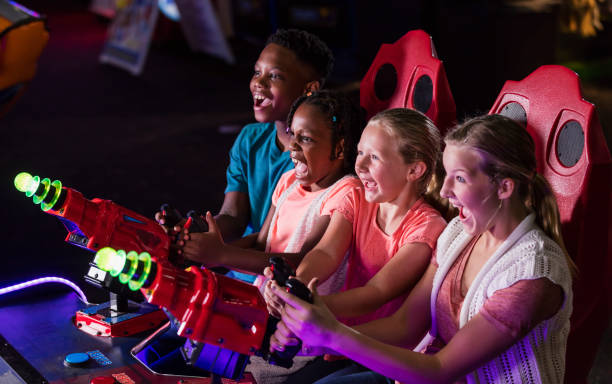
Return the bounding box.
[333,187,447,325]
[267,170,362,253]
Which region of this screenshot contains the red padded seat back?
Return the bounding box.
[360,30,456,135]
[489,65,612,384]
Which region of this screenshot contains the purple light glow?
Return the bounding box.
[8,1,41,18]
[0,276,90,304]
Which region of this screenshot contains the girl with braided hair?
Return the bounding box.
[177,90,362,283]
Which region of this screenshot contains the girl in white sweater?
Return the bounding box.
[269,114,574,384]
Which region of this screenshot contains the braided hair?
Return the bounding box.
[287,90,362,175]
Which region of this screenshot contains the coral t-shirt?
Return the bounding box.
[267,170,362,253]
[333,188,447,325]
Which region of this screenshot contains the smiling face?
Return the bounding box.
[288,103,343,191]
[354,121,411,203]
[250,43,316,123]
[440,143,502,235]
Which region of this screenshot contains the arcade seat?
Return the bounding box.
[489,65,612,384]
[360,29,456,135]
[0,0,48,118]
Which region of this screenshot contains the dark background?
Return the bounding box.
[0,0,610,380]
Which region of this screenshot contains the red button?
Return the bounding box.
[90,377,116,384]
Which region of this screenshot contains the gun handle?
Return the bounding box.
[186,210,209,233]
[268,278,313,368]
[160,203,183,228]
[269,256,295,287]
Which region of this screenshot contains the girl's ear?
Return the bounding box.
[334,138,345,160]
[406,161,427,181]
[497,177,515,200]
[305,80,320,93]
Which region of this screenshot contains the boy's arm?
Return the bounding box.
[253,203,276,251]
[214,191,250,242]
[323,241,431,318]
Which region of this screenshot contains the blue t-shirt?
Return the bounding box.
[225,121,294,235]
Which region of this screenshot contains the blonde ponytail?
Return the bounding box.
[529,174,578,276]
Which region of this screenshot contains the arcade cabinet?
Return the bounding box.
[0,0,48,117]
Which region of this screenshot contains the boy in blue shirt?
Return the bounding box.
[159,30,333,281]
[219,29,334,239]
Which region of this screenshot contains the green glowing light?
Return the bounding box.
[94,247,127,277]
[32,178,50,205]
[14,172,33,192]
[14,172,41,198]
[41,180,63,211]
[119,251,138,284]
[128,252,152,291]
[26,175,40,197]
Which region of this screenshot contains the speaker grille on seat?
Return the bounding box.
[412,75,433,114]
[499,102,527,127]
[557,120,584,167]
[374,63,397,101]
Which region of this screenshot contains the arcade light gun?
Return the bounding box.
[13,171,212,337]
[14,172,313,379]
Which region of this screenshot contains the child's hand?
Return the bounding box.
[272,278,340,349]
[179,212,225,265]
[263,278,284,318]
[269,316,300,352]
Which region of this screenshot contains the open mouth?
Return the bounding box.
[361,178,378,191]
[459,206,466,219]
[292,158,308,177]
[253,93,272,108]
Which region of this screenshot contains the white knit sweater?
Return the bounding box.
[419,213,572,384]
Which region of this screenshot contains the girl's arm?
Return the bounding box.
[182,208,332,275]
[323,241,431,318]
[264,210,352,318]
[350,261,436,348]
[296,210,353,284]
[274,275,518,384]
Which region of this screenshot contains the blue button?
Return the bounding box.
[64,352,90,367]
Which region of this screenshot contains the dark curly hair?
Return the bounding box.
[266,29,334,87]
[287,90,362,175]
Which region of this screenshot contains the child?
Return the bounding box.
[264,108,448,382]
[178,90,362,384]
[179,90,362,284]
[271,114,574,384]
[158,29,334,243]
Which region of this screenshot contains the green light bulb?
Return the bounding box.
[14,172,32,192]
[14,172,40,197]
[94,247,126,277]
